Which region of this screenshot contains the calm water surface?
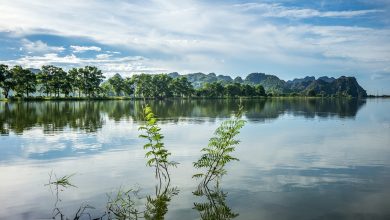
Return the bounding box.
[0,99,389,219]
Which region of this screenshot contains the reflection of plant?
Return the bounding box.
[139,105,178,182]
[193,183,238,220]
[46,172,100,220]
[106,188,143,220]
[193,107,246,185]
[144,186,179,220]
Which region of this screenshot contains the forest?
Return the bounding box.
[0,64,266,99]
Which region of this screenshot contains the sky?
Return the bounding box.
[0,0,389,94]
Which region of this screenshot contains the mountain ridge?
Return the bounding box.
[168,72,367,97]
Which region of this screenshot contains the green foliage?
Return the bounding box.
[108,73,125,96]
[0,64,6,83]
[38,65,68,97]
[79,66,106,97]
[11,65,36,97]
[0,64,15,98]
[139,105,178,180]
[193,107,246,185]
[123,77,134,96]
[170,76,194,97]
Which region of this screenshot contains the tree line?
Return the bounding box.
[0,64,266,99]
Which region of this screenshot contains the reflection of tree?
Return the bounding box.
[0,98,366,135]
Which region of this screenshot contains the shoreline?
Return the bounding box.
[0,96,381,102]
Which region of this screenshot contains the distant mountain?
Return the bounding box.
[244,73,286,93]
[169,72,234,88]
[170,72,366,97]
[303,76,367,97]
[286,76,315,92]
[27,68,41,74]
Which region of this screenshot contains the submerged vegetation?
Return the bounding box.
[43,105,245,219]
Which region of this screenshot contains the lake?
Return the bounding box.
[0,98,389,220]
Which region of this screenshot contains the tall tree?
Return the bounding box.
[170,77,193,97]
[224,83,241,97]
[133,74,153,99]
[0,64,15,98]
[123,77,134,97]
[255,85,265,96]
[108,73,125,96]
[68,68,82,97]
[242,84,256,97]
[12,66,36,97]
[152,74,172,99]
[60,73,73,97]
[38,65,66,97]
[79,66,105,97]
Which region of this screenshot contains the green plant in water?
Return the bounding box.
[139,105,178,181]
[193,106,246,185]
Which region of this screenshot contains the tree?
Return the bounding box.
[68,68,82,97]
[133,74,153,99]
[38,65,67,97]
[151,74,172,99]
[224,83,241,97]
[79,66,105,97]
[0,64,15,98]
[170,77,193,97]
[123,77,134,97]
[255,85,265,96]
[60,73,73,97]
[108,73,125,96]
[241,84,256,97]
[12,66,36,97]
[200,82,224,98]
[0,64,6,84]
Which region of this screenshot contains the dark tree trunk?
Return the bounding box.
[3,89,9,98]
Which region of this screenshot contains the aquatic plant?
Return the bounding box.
[139,105,178,182]
[193,106,246,185]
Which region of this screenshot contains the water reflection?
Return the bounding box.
[0,98,366,135]
[193,183,238,220]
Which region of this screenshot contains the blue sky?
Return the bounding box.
[0,0,389,94]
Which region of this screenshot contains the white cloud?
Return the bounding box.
[20,39,65,54]
[70,45,101,53]
[234,3,382,18]
[0,0,389,93]
[1,53,166,76]
[96,53,112,59]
